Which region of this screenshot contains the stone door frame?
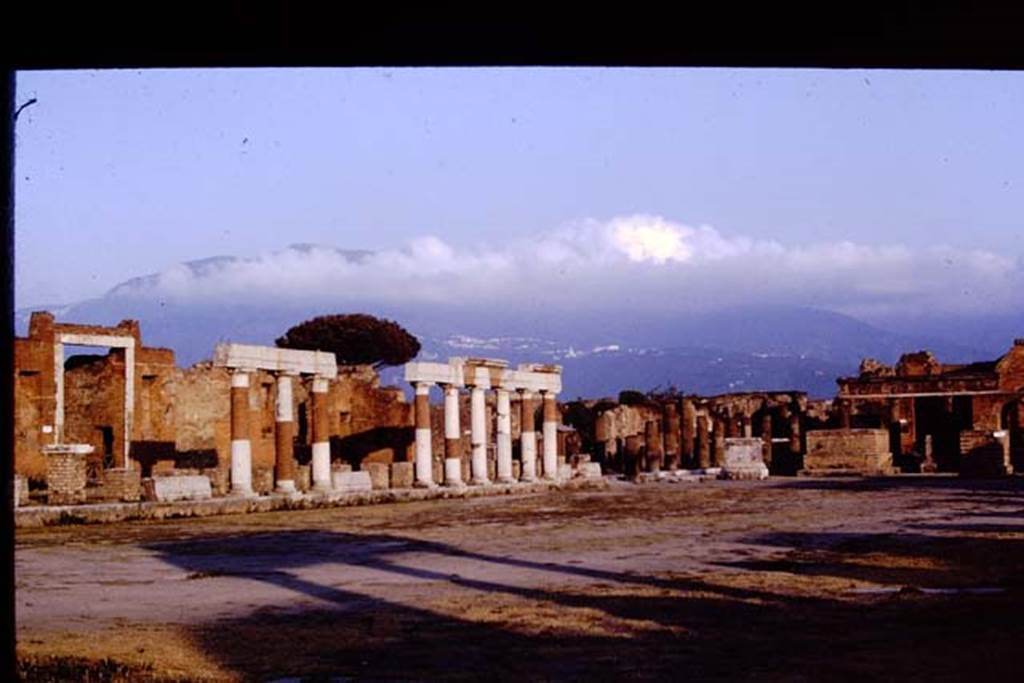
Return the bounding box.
[54,332,136,469]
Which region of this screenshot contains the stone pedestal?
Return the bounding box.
[362,462,391,490]
[146,475,213,502]
[390,461,415,489]
[333,470,373,493]
[720,438,770,480]
[103,467,142,502]
[44,444,92,505]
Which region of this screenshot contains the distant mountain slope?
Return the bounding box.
[16,247,1012,399]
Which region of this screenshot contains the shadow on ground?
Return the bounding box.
[139,526,1024,682]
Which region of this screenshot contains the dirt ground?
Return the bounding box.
[15,476,1024,682]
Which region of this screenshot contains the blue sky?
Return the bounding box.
[13,67,1024,318]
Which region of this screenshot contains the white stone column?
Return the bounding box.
[520,389,537,482]
[443,384,463,487]
[495,387,514,483]
[413,381,435,488]
[470,384,489,485]
[274,372,297,493]
[541,390,558,480]
[230,369,254,495]
[311,376,332,492]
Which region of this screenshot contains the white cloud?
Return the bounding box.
[110,214,1024,317]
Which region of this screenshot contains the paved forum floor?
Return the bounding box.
[15,476,1024,681]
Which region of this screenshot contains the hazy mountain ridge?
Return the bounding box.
[16,247,1015,399]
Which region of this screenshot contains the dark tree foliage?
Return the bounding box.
[617,389,648,406]
[646,383,684,402]
[275,314,421,368]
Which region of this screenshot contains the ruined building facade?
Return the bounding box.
[14,312,412,493]
[836,340,1024,472]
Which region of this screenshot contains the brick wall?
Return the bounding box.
[46,450,88,505]
[803,428,893,474]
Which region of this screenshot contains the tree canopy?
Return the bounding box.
[275,313,421,368]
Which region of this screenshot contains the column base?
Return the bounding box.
[274,480,297,494]
[495,476,516,484]
[229,487,257,498]
[469,478,491,486]
[413,480,438,489]
[520,475,537,483]
[311,482,333,493]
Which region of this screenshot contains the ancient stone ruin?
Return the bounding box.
[12,311,1024,515]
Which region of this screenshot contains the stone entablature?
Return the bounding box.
[404,357,565,488]
[839,377,1002,397]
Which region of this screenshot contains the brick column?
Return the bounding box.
[645,419,663,472]
[443,384,464,487]
[541,390,559,480]
[413,381,435,488]
[495,387,514,483]
[469,384,490,485]
[681,399,696,467]
[789,410,802,456]
[696,414,710,469]
[726,412,739,438]
[311,376,332,491]
[274,372,298,493]
[519,389,537,482]
[664,402,681,470]
[712,415,726,467]
[761,412,773,468]
[624,434,642,477]
[230,369,254,496]
[838,398,852,429]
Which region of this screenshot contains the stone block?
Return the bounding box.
[333,470,373,493]
[720,437,769,480]
[253,466,274,495]
[362,462,390,490]
[13,475,26,507]
[801,429,895,476]
[557,463,573,481]
[44,444,92,505]
[960,430,1013,477]
[390,461,414,489]
[296,464,312,492]
[202,467,229,496]
[577,462,603,479]
[102,467,142,502]
[332,463,353,474]
[148,475,212,502]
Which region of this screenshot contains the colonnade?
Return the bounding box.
[405,357,563,488]
[594,396,805,472]
[215,343,338,496]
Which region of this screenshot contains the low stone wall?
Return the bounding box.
[15,477,610,528]
[801,429,895,476]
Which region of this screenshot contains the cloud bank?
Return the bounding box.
[110,214,1024,320]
